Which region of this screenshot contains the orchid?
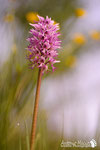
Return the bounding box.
[26,15,61,72]
[27,15,61,150]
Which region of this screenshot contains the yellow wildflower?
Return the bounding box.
[75,8,86,17]
[26,12,39,23]
[65,56,76,68]
[53,21,57,24]
[4,14,14,22]
[73,33,85,45]
[90,31,100,40]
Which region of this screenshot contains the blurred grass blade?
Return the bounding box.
[25,121,30,150]
[19,136,22,150]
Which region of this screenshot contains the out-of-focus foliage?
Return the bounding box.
[16,0,76,25]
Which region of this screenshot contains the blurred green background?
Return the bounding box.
[0,0,100,149]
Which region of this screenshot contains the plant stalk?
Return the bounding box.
[30,68,42,150]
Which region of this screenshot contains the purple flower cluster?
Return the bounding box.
[26,15,61,72]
